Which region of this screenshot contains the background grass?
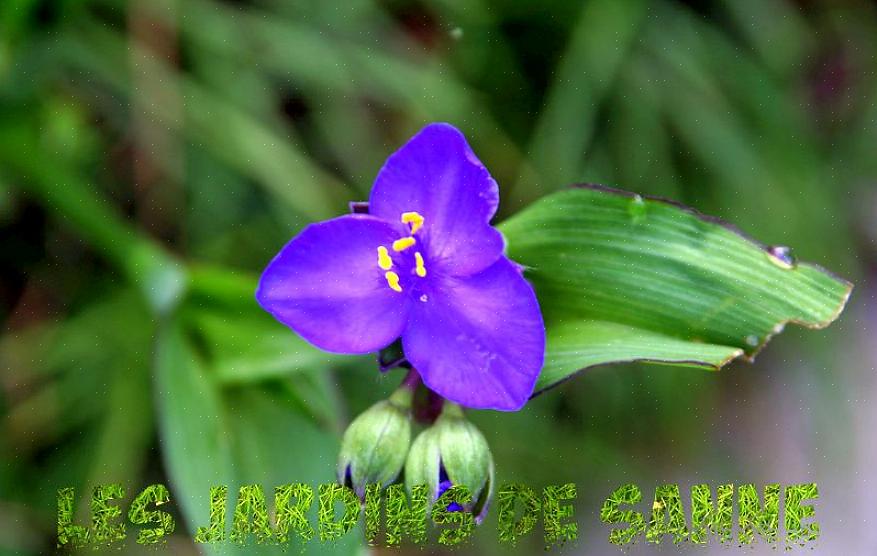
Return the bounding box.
[0,0,875,554]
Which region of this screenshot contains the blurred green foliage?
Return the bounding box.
[0,0,874,554]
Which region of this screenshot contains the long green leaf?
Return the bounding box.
[223,387,359,555]
[156,321,360,554]
[155,322,234,547]
[189,308,347,384]
[499,185,852,392]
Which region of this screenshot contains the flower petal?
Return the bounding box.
[257,215,410,354]
[402,257,545,411]
[369,123,504,276]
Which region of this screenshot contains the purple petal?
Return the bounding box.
[402,257,545,411]
[437,465,463,512]
[369,123,504,276]
[437,480,453,498]
[257,215,410,354]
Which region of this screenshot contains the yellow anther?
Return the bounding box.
[392,236,416,252]
[414,252,427,277]
[384,271,402,292]
[401,211,425,234]
[377,246,393,270]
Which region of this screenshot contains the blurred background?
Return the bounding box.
[0,0,875,554]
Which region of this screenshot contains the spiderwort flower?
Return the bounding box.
[405,403,494,523]
[256,123,545,410]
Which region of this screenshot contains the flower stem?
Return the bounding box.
[439,400,465,419]
[389,368,421,408]
[400,368,422,390]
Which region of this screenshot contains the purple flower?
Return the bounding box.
[256,123,545,411]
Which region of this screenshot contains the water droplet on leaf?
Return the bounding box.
[628,194,646,222]
[745,334,759,347]
[767,245,796,269]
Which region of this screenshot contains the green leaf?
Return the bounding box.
[155,322,234,546]
[189,308,346,384]
[184,266,367,388]
[0,288,155,514]
[499,185,852,393]
[224,388,361,556]
[511,0,649,209]
[57,19,350,221]
[155,321,361,554]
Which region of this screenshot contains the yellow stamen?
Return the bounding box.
[392,237,416,252]
[384,271,402,292]
[401,211,425,234]
[414,252,427,277]
[377,246,393,270]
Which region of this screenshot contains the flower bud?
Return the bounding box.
[404,403,494,523]
[338,388,413,498]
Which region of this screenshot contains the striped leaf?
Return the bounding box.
[499,185,852,393]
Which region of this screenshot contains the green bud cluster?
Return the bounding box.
[338,391,494,522]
